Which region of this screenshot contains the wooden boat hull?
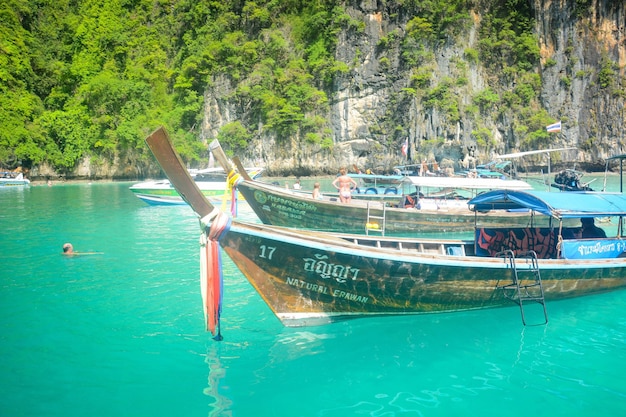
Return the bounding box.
[236,180,566,235]
[142,127,626,330]
[221,221,626,326]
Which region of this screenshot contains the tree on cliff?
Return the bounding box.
[0,0,623,177]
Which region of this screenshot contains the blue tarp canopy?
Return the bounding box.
[468,190,626,219]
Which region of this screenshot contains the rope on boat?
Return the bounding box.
[209,211,232,241]
[200,207,221,230]
[222,170,243,216]
[227,170,242,188]
[201,211,232,341]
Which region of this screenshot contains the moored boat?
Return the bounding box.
[206,139,586,235]
[346,172,413,200]
[129,167,263,205]
[203,138,540,234]
[223,144,584,234]
[551,169,594,191]
[0,172,30,187]
[233,175,551,235]
[145,127,626,332]
[460,160,511,179]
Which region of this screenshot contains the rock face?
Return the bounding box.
[536,0,625,163]
[202,0,626,176]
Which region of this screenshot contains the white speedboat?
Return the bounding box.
[0,172,30,187]
[129,167,263,205]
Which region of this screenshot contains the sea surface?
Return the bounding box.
[1,179,626,417]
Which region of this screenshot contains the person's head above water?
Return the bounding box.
[62,243,74,254]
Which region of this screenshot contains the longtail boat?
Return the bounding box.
[203,139,578,235]
[220,164,575,235]
[145,127,626,333]
[234,178,562,235]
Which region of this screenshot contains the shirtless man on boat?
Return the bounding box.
[332,168,358,203]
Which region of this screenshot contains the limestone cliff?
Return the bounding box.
[202,0,625,176]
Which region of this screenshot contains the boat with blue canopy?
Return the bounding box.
[469,189,626,259]
[145,127,626,332]
[469,189,626,218]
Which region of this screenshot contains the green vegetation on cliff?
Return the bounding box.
[0,0,611,176]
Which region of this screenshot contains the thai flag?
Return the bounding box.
[546,121,561,133]
[401,138,408,156]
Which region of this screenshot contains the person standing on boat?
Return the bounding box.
[580,218,607,239]
[332,168,357,203]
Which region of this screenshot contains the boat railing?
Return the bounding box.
[344,236,474,256]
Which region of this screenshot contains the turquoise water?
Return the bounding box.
[1,182,626,417]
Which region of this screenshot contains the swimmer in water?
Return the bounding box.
[62,243,103,256]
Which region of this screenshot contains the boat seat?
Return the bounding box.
[446,246,465,256]
[476,227,557,259]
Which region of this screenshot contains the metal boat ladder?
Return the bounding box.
[496,250,548,325]
[365,201,386,236]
